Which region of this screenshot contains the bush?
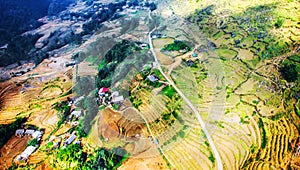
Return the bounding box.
[28,138,39,146]
[162,40,191,52]
[274,18,284,28]
[162,85,177,98]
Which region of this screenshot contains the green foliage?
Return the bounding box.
[274,18,284,28]
[81,96,99,136]
[54,144,130,170]
[280,60,299,82]
[53,144,87,169]
[129,96,143,109]
[258,118,267,149]
[0,33,44,67]
[0,117,27,149]
[208,152,215,163]
[162,40,191,52]
[84,147,129,170]
[252,100,259,105]
[27,138,39,146]
[75,119,87,138]
[29,103,42,110]
[178,130,185,138]
[96,40,139,88]
[46,142,54,149]
[162,85,177,99]
[52,101,71,129]
[296,110,300,117]
[188,4,293,59]
[162,112,171,121]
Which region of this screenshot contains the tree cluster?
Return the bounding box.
[53,144,129,170]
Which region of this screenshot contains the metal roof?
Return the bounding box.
[20,146,37,158]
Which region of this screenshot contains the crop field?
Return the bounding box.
[155,0,300,169]
[0,66,74,166]
[171,64,203,109]
[153,38,175,65]
[128,69,215,169]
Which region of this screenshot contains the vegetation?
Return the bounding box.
[208,152,215,163]
[52,144,129,170]
[52,101,71,129]
[188,4,295,60]
[0,117,27,148]
[258,118,267,149]
[280,59,300,82]
[162,40,191,52]
[27,138,39,146]
[162,85,177,99]
[129,96,143,109]
[95,40,140,88]
[0,34,44,67]
[84,147,129,170]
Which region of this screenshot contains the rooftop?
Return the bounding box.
[147,75,159,82]
[112,96,124,103]
[20,146,37,159]
[99,87,109,93]
[65,134,77,145]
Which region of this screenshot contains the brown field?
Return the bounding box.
[119,155,168,170]
[0,56,74,167]
[0,136,30,169]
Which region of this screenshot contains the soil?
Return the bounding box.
[0,136,30,169]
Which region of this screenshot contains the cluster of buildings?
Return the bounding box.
[15,129,44,161]
[97,87,124,106]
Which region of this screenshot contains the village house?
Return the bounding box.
[98,87,109,96]
[15,129,25,137]
[192,52,198,58]
[187,60,195,67]
[32,131,43,140]
[112,96,124,104]
[17,146,37,161]
[147,75,159,82]
[64,134,77,146]
[25,129,35,135]
[69,110,82,119]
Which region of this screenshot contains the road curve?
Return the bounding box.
[148,16,223,170]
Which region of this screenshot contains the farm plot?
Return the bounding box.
[129,70,214,169]
[153,38,175,65]
[171,64,202,109]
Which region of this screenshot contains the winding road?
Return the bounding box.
[148,12,223,170]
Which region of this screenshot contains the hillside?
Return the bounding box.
[0,0,299,169]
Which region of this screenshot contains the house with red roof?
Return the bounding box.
[98,87,109,96]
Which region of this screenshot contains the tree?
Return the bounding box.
[280,62,299,82]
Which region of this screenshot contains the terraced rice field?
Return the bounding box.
[171,64,202,108]
[0,68,74,166]
[130,74,214,169]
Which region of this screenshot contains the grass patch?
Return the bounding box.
[215,48,238,60]
[162,85,176,99]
